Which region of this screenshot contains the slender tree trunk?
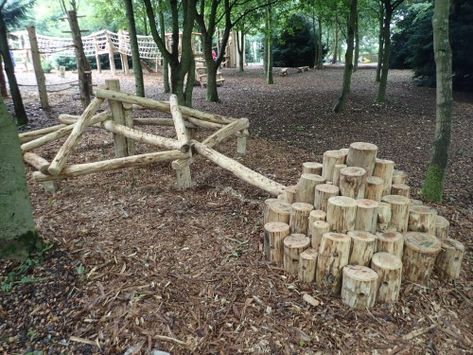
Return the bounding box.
[0,14,27,125]
[0,55,8,97]
[422,0,452,202]
[317,17,323,68]
[0,98,41,259]
[236,30,244,72]
[266,3,273,84]
[354,10,359,71]
[333,0,357,113]
[124,0,145,97]
[312,3,318,68]
[332,20,339,64]
[376,7,392,103]
[158,0,170,93]
[206,60,219,102]
[375,2,384,82]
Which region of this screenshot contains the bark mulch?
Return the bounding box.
[1,67,472,354]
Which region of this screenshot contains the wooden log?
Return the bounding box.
[410,198,423,206]
[435,238,464,281]
[48,97,104,175]
[314,184,339,212]
[322,150,345,182]
[192,141,286,196]
[347,231,377,266]
[202,118,249,148]
[391,183,410,198]
[408,205,437,235]
[187,116,224,129]
[373,158,395,196]
[283,234,310,275]
[402,232,441,284]
[392,169,407,185]
[435,215,450,240]
[371,252,402,304]
[23,152,50,174]
[310,220,330,251]
[341,265,378,309]
[298,248,318,282]
[33,150,188,181]
[339,148,349,163]
[376,202,392,232]
[169,94,190,143]
[290,202,314,234]
[302,162,323,175]
[263,199,292,224]
[123,101,135,155]
[339,166,367,199]
[381,195,410,233]
[346,142,378,175]
[264,222,290,265]
[171,159,192,189]
[263,198,279,223]
[133,117,197,128]
[332,163,347,187]
[308,209,326,236]
[365,176,384,202]
[376,231,404,258]
[316,232,351,294]
[326,196,357,233]
[294,173,325,204]
[282,185,298,204]
[236,135,247,155]
[102,120,187,152]
[27,26,49,109]
[106,79,129,157]
[355,199,378,233]
[19,124,66,143]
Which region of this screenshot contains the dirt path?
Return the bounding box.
[1,67,472,354]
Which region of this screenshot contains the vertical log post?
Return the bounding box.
[302,162,323,175]
[402,232,441,284]
[348,230,376,266]
[371,252,402,304]
[376,202,392,232]
[236,129,248,155]
[355,199,378,233]
[264,222,290,265]
[314,184,340,212]
[263,199,292,224]
[341,265,378,309]
[392,169,407,185]
[332,163,347,187]
[365,176,384,201]
[322,150,345,182]
[408,205,437,234]
[327,196,357,233]
[295,173,325,204]
[339,166,367,199]
[106,79,129,158]
[283,234,310,275]
[106,31,116,75]
[310,220,330,251]
[26,26,49,109]
[381,195,410,233]
[290,202,314,234]
[435,238,464,281]
[435,215,450,240]
[373,158,395,196]
[298,248,318,282]
[376,231,404,258]
[391,183,410,198]
[346,142,378,175]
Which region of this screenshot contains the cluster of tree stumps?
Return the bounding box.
[263,142,464,309]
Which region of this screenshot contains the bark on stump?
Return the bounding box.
[298,248,318,282]
[391,183,410,198]
[264,222,290,265]
[381,195,410,233]
[322,150,346,182]
[402,232,441,284]
[310,220,330,251]
[339,167,367,199]
[341,265,378,309]
[373,158,395,196]
[332,164,347,187]
[371,252,402,304]
[290,202,314,234]
[295,173,325,204]
[316,232,351,294]
[392,169,407,185]
[314,184,340,212]
[365,176,384,201]
[263,199,292,224]
[376,231,404,259]
[346,142,378,176]
[283,234,310,275]
[348,231,377,266]
[435,215,450,240]
[302,162,323,175]
[435,238,464,281]
[355,199,378,233]
[327,196,357,233]
[408,205,437,235]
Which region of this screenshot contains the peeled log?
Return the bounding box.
[391,183,410,198]
[341,265,378,309]
[264,222,290,265]
[283,234,310,275]
[392,170,407,185]
[339,167,367,199]
[365,176,384,202]
[435,238,464,281]
[381,195,410,233]
[314,184,340,212]
[408,205,437,235]
[316,232,351,294]
[376,231,404,259]
[435,215,450,240]
[355,199,379,233]
[322,150,345,182]
[376,202,392,232]
[282,185,298,204]
[302,162,323,175]
[371,252,402,304]
[346,142,378,176]
[298,248,318,282]
[332,164,347,187]
[348,231,377,266]
[402,232,441,284]
[373,158,395,196]
[308,209,326,236]
[410,199,423,206]
[310,220,330,251]
[327,196,357,233]
[290,202,314,234]
[294,173,325,204]
[263,199,292,225]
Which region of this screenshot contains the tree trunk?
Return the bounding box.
[124,0,145,97]
[332,20,339,64]
[0,55,8,97]
[0,98,41,259]
[354,10,359,71]
[236,30,244,72]
[206,61,219,102]
[0,14,27,125]
[375,2,384,82]
[333,0,357,113]
[376,7,392,103]
[317,17,324,68]
[158,0,170,93]
[312,3,318,68]
[266,3,273,84]
[422,0,452,202]
[67,10,92,108]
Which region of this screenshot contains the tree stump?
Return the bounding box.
[302,162,323,175]
[391,183,410,198]
[435,238,464,281]
[263,199,292,225]
[314,184,340,212]
[339,148,349,163]
[298,248,318,282]
[316,232,351,294]
[283,234,310,275]
[376,231,404,258]
[283,185,298,204]
[376,202,392,232]
[308,209,326,236]
[402,232,441,284]
[327,196,357,233]
[310,220,330,251]
[264,222,290,265]
[290,202,314,234]
[373,158,395,196]
[371,252,402,304]
[346,142,378,176]
[322,150,346,182]
[381,195,410,233]
[355,199,379,233]
[295,173,325,204]
[341,265,378,309]
[332,164,347,186]
[408,205,437,234]
[392,169,407,185]
[435,215,450,240]
[348,231,377,266]
[365,176,384,202]
[339,167,367,199]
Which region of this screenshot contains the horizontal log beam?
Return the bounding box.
[19,124,66,143]
[23,152,51,174]
[202,118,249,148]
[134,117,197,128]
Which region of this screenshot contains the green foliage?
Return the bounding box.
[41,57,53,73]
[1,0,35,30]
